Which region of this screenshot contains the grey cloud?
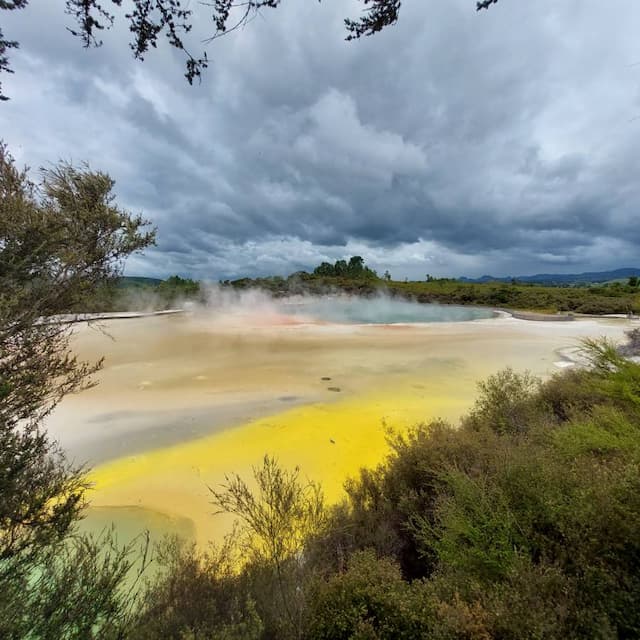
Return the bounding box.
[1,0,639,279]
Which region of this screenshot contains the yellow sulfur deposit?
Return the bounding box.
[87,381,468,546]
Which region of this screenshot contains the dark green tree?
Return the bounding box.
[347,255,365,276]
[333,259,348,277]
[0,143,155,638]
[313,261,335,277]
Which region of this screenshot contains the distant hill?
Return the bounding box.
[459,268,640,286]
[117,276,163,287]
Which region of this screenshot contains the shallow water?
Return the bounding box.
[46,301,635,545]
[277,296,494,324]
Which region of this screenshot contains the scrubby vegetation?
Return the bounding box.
[121,336,640,640]
[85,275,204,312]
[224,260,640,316]
[0,144,155,638]
[86,257,640,316]
[387,279,640,315]
[98,270,640,316]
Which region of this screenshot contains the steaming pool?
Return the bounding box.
[45,296,634,547]
[278,297,495,324]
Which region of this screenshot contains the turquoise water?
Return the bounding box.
[281,297,494,324]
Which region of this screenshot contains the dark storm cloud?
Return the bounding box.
[1,0,639,279]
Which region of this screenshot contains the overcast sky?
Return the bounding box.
[1,0,639,280]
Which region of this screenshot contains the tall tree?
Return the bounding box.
[347,255,365,276]
[0,143,155,637]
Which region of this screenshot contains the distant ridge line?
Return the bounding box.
[459,267,640,285]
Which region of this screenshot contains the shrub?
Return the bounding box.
[132,345,640,640]
[463,368,546,435]
[130,537,262,640]
[210,456,325,639]
[305,551,434,640]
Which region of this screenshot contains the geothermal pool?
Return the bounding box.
[277,296,495,324]
[46,295,634,546]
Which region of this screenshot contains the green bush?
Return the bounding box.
[305,551,434,640]
[463,368,547,435]
[129,537,263,640]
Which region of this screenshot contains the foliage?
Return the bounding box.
[130,537,263,640]
[464,368,546,435]
[0,143,153,563]
[210,455,325,568]
[313,256,378,281]
[305,550,434,640]
[101,270,640,315]
[122,335,640,640]
[124,274,201,310]
[1,530,151,640]
[209,455,325,639]
[133,457,325,639]
[0,1,28,100]
[388,279,640,315]
[157,275,200,301]
[0,143,155,638]
[225,265,640,315]
[85,274,202,312]
[311,340,640,638]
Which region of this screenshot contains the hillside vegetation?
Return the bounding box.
[225,258,640,315]
[81,275,203,311]
[88,258,640,316]
[387,279,640,314]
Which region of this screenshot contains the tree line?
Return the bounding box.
[224,266,640,316]
[312,255,378,280]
